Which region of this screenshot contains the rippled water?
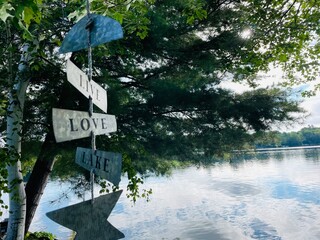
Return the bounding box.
[3,148,320,239]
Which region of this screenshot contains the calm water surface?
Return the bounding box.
[4,148,320,239]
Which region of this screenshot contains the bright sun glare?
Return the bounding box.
[240,29,252,39]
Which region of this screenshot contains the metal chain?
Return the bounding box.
[86,0,96,204]
[90,168,95,204]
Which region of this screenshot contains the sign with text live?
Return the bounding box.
[52,108,117,143]
[67,59,108,113]
[76,147,122,185]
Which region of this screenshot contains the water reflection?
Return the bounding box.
[249,218,280,240]
[211,181,260,197]
[112,148,320,240]
[181,222,230,240]
[271,180,320,205]
[304,149,320,162]
[2,148,319,239]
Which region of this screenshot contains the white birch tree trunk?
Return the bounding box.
[5,45,31,240]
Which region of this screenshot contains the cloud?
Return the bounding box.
[301,95,320,127]
[218,66,320,132]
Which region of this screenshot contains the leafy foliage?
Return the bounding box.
[1,0,315,180]
[25,231,56,240]
[0,0,42,40]
[0,0,320,230]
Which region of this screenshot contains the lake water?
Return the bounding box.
[2,148,320,239]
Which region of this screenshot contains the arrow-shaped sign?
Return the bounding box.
[52,108,117,143]
[46,190,124,240]
[67,60,108,113]
[76,147,122,185]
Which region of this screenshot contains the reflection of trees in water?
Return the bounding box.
[230,151,270,162]
[269,151,284,161]
[49,176,91,204]
[256,152,274,161]
[232,148,320,165]
[227,152,267,170]
[304,149,320,163]
[228,150,289,169]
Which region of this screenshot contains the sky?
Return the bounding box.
[219,66,320,132]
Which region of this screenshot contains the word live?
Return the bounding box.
[67,59,108,113]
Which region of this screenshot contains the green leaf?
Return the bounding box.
[23,5,41,27]
[279,53,288,62]
[187,16,195,25]
[23,7,33,26]
[18,20,34,40]
[0,2,14,22]
[195,9,207,20]
[113,12,124,24]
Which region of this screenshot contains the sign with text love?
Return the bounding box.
[67,59,108,113]
[76,147,122,185]
[52,108,117,143]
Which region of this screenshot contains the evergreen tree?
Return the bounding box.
[1,0,320,238]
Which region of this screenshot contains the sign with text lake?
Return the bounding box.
[76,147,122,185]
[52,108,117,143]
[67,59,108,113]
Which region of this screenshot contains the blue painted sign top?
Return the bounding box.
[59,14,123,53]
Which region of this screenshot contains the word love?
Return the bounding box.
[52,108,117,143]
[67,59,108,113]
[76,147,122,185]
[69,117,108,132]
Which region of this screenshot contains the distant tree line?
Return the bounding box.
[1,0,320,238]
[254,127,320,148]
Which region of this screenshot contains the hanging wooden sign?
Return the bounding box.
[67,59,108,113]
[46,190,124,240]
[75,147,122,185]
[59,14,123,54]
[52,108,117,143]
